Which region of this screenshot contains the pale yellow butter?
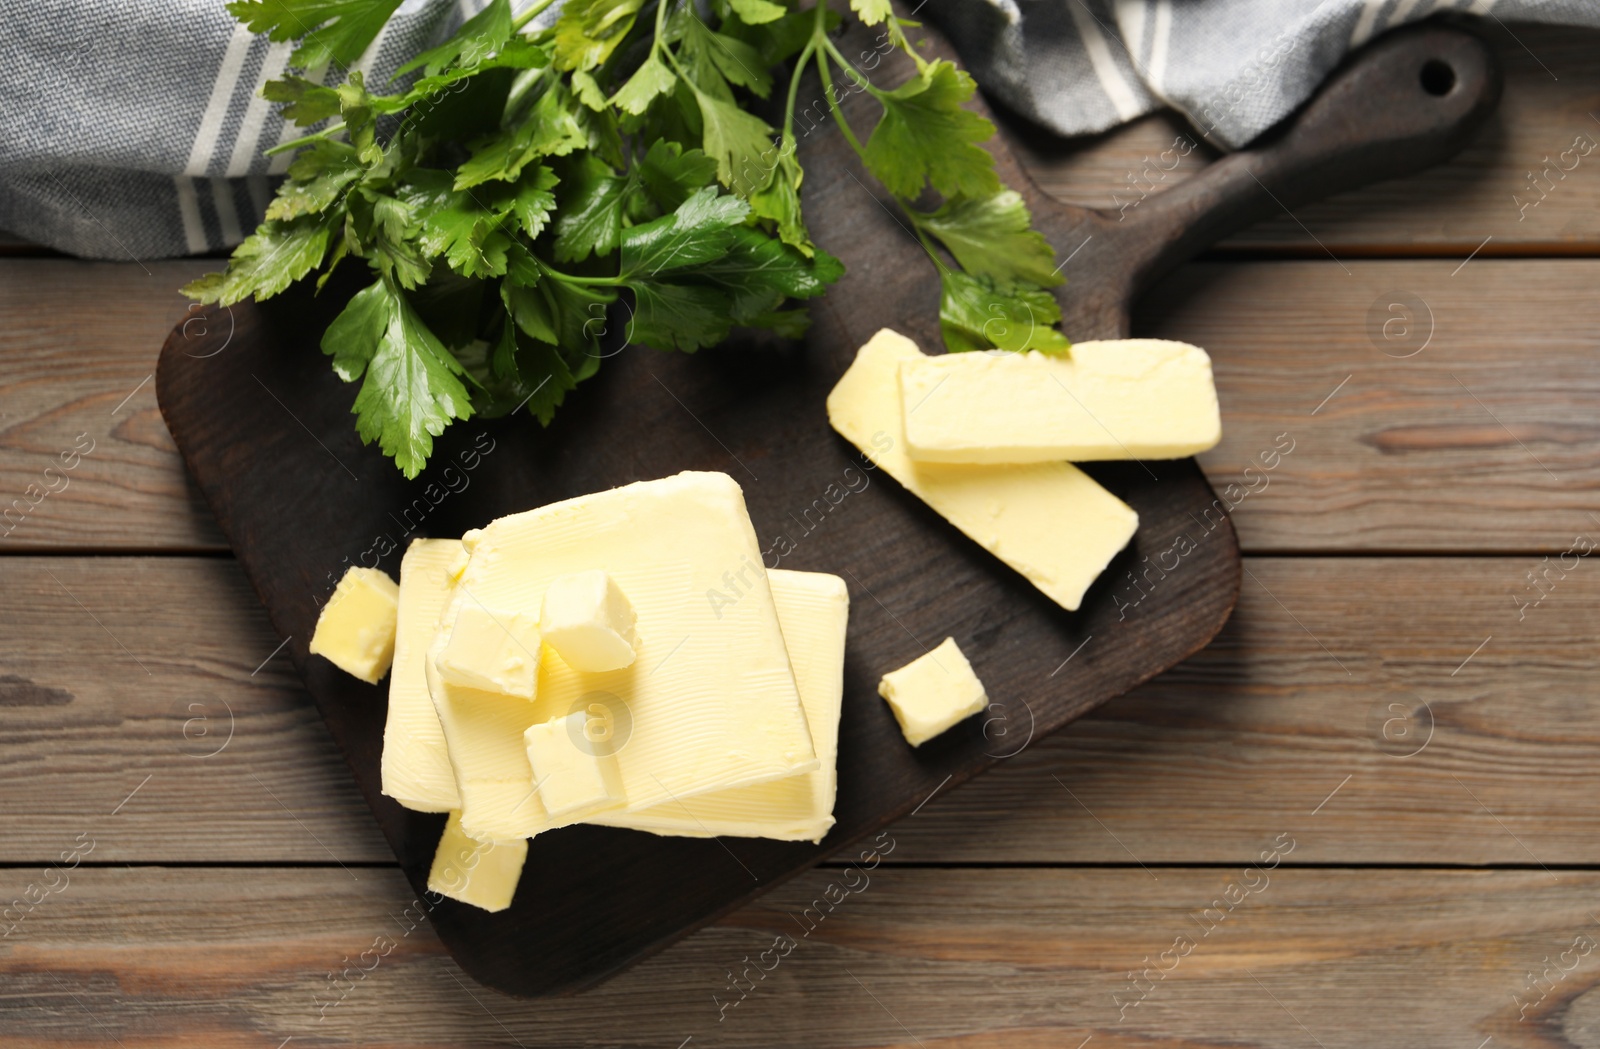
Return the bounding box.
[427,811,526,913]
[827,329,1139,611]
[438,471,816,840]
[540,570,637,672]
[309,566,400,684]
[899,340,1222,463]
[524,712,627,819]
[590,568,848,843]
[879,637,987,747]
[382,539,463,813]
[435,601,542,698]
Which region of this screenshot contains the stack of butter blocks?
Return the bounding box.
[356,471,848,913]
[826,329,1223,612]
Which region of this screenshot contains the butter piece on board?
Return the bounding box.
[899,339,1222,464]
[382,539,463,813]
[590,568,848,843]
[827,329,1138,611]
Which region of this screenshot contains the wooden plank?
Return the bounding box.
[1145,258,1600,552]
[1014,23,1600,253]
[0,259,223,551]
[5,556,1596,866]
[0,865,1589,1045]
[1,257,1597,554]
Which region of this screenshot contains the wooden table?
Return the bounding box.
[3,21,1598,1047]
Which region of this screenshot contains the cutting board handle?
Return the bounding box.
[1043,21,1502,338]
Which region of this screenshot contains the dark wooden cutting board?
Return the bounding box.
[156,13,1498,997]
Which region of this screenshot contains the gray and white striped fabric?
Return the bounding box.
[0,0,1593,260]
[920,0,1595,150]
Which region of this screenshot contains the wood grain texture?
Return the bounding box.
[1145,258,1600,552]
[3,255,1595,554]
[5,556,1594,867]
[0,259,224,551]
[0,865,1593,1048]
[1015,23,1600,254]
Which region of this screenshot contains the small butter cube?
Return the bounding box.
[878,637,987,747]
[427,811,526,913]
[435,602,542,698]
[524,712,626,818]
[309,566,400,684]
[539,570,637,672]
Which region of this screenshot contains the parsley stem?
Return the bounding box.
[814,50,867,160]
[512,0,561,32]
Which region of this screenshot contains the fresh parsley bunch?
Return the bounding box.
[186,0,1067,477]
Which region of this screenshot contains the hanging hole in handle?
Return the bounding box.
[1420,59,1456,96]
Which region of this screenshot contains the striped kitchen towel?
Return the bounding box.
[921,0,1593,147]
[0,0,1593,260]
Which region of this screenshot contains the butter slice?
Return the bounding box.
[591,568,848,843]
[879,636,987,746]
[446,471,816,834]
[524,712,626,818]
[310,566,400,684]
[899,340,1222,463]
[382,539,463,813]
[540,570,637,672]
[827,329,1139,611]
[436,602,542,698]
[427,811,526,913]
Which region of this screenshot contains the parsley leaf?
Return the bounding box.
[181,214,334,305]
[915,190,1062,287]
[611,53,678,115]
[262,76,342,125]
[552,155,630,262]
[625,280,730,351]
[227,0,405,69]
[864,60,999,199]
[395,0,511,78]
[938,268,1070,355]
[553,0,647,71]
[456,82,587,189]
[728,0,786,25]
[322,277,475,478]
[695,91,776,191]
[636,140,718,212]
[619,186,750,278]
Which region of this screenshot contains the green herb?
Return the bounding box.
[187,0,1068,477]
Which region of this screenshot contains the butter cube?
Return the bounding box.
[878,637,987,747]
[382,539,463,813]
[309,566,400,684]
[524,712,626,818]
[427,811,526,913]
[828,330,1138,611]
[899,340,1222,464]
[435,601,542,698]
[540,570,637,672]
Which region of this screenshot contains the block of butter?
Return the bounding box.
[427,811,526,913]
[435,601,542,698]
[878,636,987,746]
[827,329,1139,611]
[441,471,817,840]
[898,340,1222,463]
[524,711,626,819]
[540,570,637,672]
[309,566,400,684]
[590,568,848,843]
[382,539,463,813]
